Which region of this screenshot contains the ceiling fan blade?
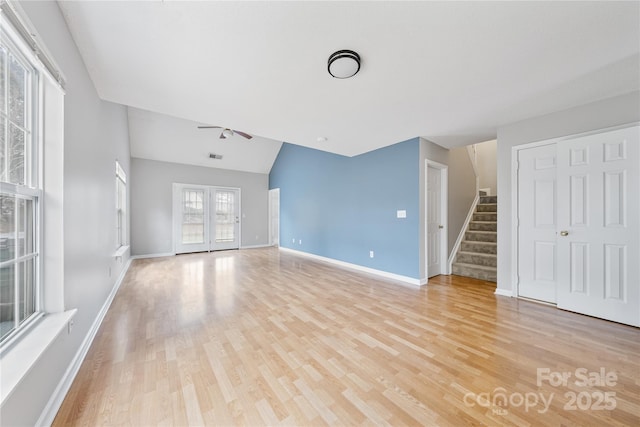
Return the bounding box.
[197,125,223,129]
[234,131,253,139]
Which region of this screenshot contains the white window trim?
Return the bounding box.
[1,10,42,346]
[0,2,72,408]
[114,160,128,258]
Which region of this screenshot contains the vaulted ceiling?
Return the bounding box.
[58,1,639,170]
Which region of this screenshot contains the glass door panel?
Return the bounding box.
[174,185,209,254]
[212,189,240,250]
[182,189,205,244]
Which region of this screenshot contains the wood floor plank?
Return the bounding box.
[53,248,640,426]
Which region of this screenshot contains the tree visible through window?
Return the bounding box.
[0,31,40,343]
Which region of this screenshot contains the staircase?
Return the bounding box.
[452,195,497,282]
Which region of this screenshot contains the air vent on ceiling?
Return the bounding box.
[209,153,223,160]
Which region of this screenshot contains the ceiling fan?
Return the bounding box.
[197,125,253,140]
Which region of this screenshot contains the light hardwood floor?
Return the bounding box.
[53,248,640,426]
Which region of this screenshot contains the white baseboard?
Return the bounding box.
[240,244,272,250]
[494,288,513,297]
[130,252,175,260]
[279,247,424,287]
[37,258,132,426]
[132,246,272,258]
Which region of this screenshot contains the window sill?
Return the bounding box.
[0,309,77,405]
[114,245,129,258]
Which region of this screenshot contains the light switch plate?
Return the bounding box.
[397,210,407,218]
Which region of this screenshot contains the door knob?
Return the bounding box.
[560,230,569,236]
[438,225,444,229]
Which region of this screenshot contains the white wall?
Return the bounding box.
[447,147,477,255]
[476,139,497,195]
[496,91,640,295]
[0,2,131,425]
[130,158,269,256]
[419,138,477,279]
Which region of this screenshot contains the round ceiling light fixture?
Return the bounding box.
[328,50,360,79]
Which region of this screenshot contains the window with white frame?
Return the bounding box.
[0,24,40,343]
[115,160,127,249]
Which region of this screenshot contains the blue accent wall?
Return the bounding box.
[269,138,420,278]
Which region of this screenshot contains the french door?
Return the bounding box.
[173,184,240,254]
[516,125,639,326]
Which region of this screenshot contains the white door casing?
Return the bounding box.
[517,144,558,303]
[269,188,280,247]
[556,126,639,327]
[426,161,447,278]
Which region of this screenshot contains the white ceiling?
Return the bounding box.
[58,1,640,161]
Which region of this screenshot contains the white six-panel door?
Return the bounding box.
[516,125,639,326]
[556,126,639,326]
[517,144,558,303]
[427,164,444,277]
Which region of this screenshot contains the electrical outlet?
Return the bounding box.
[292,238,295,243]
[68,319,74,334]
[370,250,374,258]
[299,239,302,245]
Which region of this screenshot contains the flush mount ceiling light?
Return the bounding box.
[328,50,360,79]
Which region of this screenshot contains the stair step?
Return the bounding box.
[465,231,497,242]
[456,251,497,267]
[473,212,497,222]
[461,241,497,254]
[476,203,497,213]
[469,221,497,231]
[452,262,497,282]
[480,195,497,204]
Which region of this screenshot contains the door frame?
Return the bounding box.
[172,183,242,253]
[510,122,640,301]
[424,159,448,278]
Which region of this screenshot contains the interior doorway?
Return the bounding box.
[426,160,448,278]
